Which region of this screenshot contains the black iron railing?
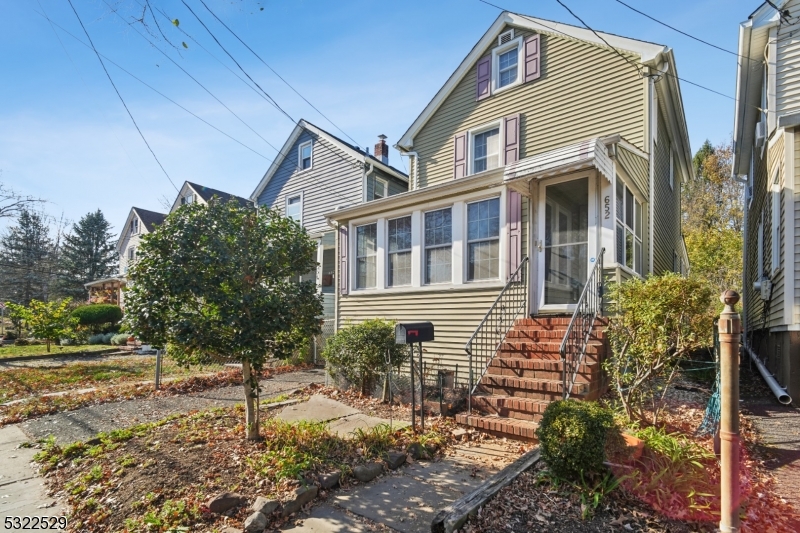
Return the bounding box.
[465,257,529,413]
[559,248,605,400]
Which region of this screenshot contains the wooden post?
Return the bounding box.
[719,290,741,533]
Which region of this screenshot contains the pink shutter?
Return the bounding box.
[453,132,468,179]
[524,35,541,83]
[507,191,522,280]
[339,225,349,296]
[503,114,520,165]
[475,55,491,101]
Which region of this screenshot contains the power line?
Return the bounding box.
[612,0,741,58]
[195,0,362,148]
[65,0,179,192]
[30,7,272,162]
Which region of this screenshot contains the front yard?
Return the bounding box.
[0,344,114,359]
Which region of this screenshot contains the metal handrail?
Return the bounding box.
[465,257,529,413]
[559,248,605,400]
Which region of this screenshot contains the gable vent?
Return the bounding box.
[498,29,514,46]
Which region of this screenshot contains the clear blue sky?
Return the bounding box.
[1,0,759,234]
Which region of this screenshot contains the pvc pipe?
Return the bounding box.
[743,343,792,405]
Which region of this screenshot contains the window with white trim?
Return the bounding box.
[368,176,389,201]
[491,36,523,92]
[471,126,501,174]
[180,193,195,206]
[467,198,500,280]
[130,218,139,235]
[771,171,781,274]
[286,194,302,224]
[356,223,377,289]
[128,247,136,262]
[298,141,312,170]
[387,216,412,287]
[424,208,452,284]
[615,180,643,275]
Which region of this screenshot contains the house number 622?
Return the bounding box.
[603,195,611,220]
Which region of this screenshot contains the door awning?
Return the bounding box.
[504,138,614,185]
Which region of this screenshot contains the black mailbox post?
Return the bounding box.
[395,322,434,432]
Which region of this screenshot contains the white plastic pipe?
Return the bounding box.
[743,343,792,405]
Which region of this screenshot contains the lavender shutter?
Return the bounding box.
[453,132,468,179]
[503,114,520,165]
[524,35,541,83]
[475,55,491,100]
[339,225,349,296]
[507,190,522,280]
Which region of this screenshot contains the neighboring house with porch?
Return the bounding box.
[326,11,691,437]
[250,119,408,336]
[733,0,800,404]
[86,182,251,308]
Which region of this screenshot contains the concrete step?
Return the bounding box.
[455,413,538,441]
[478,375,590,400]
[487,358,598,382]
[470,395,551,422]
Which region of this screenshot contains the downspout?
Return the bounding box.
[743,344,792,404]
[400,151,419,190]
[648,75,656,274]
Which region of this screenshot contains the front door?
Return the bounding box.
[537,176,595,313]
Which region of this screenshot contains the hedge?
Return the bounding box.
[72,304,123,326]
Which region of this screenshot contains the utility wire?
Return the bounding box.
[195,0,362,148]
[65,0,179,192]
[612,0,741,58]
[30,7,272,162]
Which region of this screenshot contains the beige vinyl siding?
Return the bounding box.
[339,287,502,373]
[745,131,786,329]
[413,27,646,188]
[795,131,800,324]
[776,0,800,117]
[118,226,144,276]
[652,108,682,274]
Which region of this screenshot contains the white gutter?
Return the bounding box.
[743,343,792,404]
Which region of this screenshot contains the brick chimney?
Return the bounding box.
[374,134,389,165]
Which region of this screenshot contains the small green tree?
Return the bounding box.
[323,319,409,395]
[604,274,714,424]
[6,298,79,352]
[123,199,322,440]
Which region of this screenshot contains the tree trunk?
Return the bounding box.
[242,360,260,441]
[46,339,51,353]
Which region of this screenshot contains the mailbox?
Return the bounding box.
[395,322,434,344]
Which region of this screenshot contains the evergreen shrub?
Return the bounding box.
[72,304,123,327]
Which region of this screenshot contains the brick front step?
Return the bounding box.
[517,317,609,327]
[478,375,590,398]
[470,395,550,421]
[455,413,538,441]
[505,329,606,342]
[487,358,598,382]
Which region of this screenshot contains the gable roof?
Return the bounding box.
[186,182,252,207]
[132,207,167,233]
[396,11,668,150]
[249,119,408,202]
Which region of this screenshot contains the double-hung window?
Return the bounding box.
[356,223,377,289]
[128,247,135,262]
[299,141,312,170]
[467,198,500,280]
[130,218,139,235]
[472,127,500,174]
[615,180,643,275]
[498,48,518,88]
[286,194,302,224]
[424,208,452,284]
[388,216,412,287]
[368,176,389,201]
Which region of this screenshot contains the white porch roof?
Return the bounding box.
[504,138,614,185]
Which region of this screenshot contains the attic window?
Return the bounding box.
[299,141,313,170]
[130,218,139,235]
[181,194,195,206]
[498,29,514,46]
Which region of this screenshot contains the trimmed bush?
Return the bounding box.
[88,334,105,345]
[72,304,123,327]
[536,399,621,480]
[110,333,130,346]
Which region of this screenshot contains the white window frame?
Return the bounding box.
[466,196,501,282]
[128,246,136,262]
[423,206,454,285]
[285,192,303,225]
[371,176,389,201]
[491,36,523,94]
[387,215,412,287]
[772,170,781,274]
[614,179,644,276]
[298,140,313,171]
[469,120,503,176]
[355,222,378,290]
[180,193,195,206]
[130,217,139,236]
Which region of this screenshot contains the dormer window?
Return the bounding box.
[299,141,312,170]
